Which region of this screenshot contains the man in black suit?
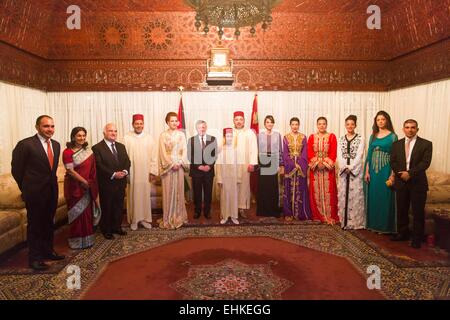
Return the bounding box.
[92,123,131,240]
[11,115,65,271]
[390,119,433,248]
[188,120,218,219]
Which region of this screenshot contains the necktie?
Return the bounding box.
[111,142,119,162]
[267,134,271,154]
[201,136,206,164]
[201,136,206,150]
[46,140,54,169]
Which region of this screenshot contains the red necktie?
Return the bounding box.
[46,140,54,169]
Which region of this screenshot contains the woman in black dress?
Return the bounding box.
[256,115,283,217]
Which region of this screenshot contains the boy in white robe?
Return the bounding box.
[216,128,242,225]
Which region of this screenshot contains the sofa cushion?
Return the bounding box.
[57,181,66,207]
[0,211,22,235]
[57,165,66,183]
[427,171,450,186]
[0,227,23,255]
[427,185,450,204]
[0,168,66,210]
[0,174,25,209]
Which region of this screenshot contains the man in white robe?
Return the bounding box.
[124,114,158,231]
[232,111,258,218]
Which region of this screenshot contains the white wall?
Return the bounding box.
[1,79,449,174]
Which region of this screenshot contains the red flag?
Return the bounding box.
[177,96,185,131]
[250,94,259,198]
[177,95,190,192]
[250,94,259,134]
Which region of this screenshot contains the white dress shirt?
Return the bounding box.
[104,139,117,154]
[405,135,417,171]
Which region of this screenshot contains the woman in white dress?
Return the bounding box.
[216,128,241,225]
[337,115,366,230]
[158,112,189,229]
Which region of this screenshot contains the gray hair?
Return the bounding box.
[103,123,117,133]
[196,120,207,127]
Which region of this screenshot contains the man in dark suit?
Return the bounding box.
[188,120,218,219]
[92,123,131,240]
[11,115,65,271]
[390,119,433,248]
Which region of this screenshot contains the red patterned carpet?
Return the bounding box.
[81,237,384,300]
[1,203,447,270]
[0,203,449,300]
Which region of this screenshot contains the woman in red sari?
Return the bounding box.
[63,127,100,249]
[308,117,339,225]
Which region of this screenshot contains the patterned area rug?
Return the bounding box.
[350,231,450,268]
[0,223,449,300]
[171,259,292,300]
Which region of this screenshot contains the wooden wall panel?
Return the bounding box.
[389,39,450,90]
[0,0,52,58]
[0,0,449,92]
[45,12,387,61]
[43,59,389,92]
[0,42,48,90]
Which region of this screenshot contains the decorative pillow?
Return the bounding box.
[427,185,450,204]
[0,174,24,209]
[427,171,450,186]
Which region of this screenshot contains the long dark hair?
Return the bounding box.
[66,127,88,149]
[372,111,395,137]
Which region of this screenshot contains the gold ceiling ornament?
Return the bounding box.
[185,0,281,39]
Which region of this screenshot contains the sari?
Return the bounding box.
[63,147,100,249]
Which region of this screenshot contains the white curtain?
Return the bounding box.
[0,83,48,174]
[1,80,449,174]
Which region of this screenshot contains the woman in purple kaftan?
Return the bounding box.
[281,117,312,221]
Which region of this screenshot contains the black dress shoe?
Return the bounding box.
[390,234,409,241]
[113,229,127,236]
[194,213,201,219]
[103,233,115,240]
[44,252,65,261]
[29,261,49,271]
[411,241,422,249]
[204,213,211,220]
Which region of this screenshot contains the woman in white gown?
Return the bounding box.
[337,115,366,230]
[158,112,189,229]
[216,128,241,225]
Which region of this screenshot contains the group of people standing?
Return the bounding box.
[11,109,432,271]
[253,111,432,251]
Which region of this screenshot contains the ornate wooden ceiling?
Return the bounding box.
[0,0,449,91]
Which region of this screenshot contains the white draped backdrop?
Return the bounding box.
[1,79,449,174]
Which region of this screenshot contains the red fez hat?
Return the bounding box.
[132,114,144,123]
[223,128,233,136]
[233,111,244,118]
